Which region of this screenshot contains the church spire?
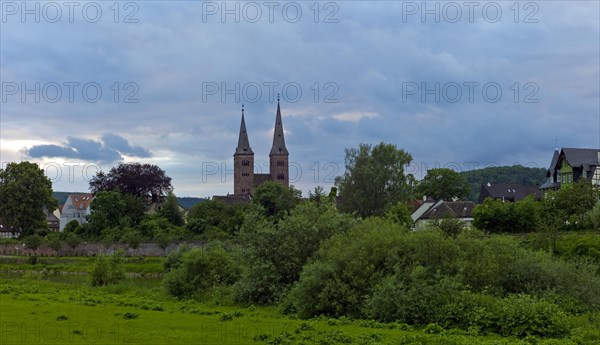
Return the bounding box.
[269,95,289,156]
[235,105,253,155]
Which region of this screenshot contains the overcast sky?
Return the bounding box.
[1,1,599,197]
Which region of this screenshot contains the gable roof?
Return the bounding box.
[556,148,600,170]
[68,193,94,210]
[419,200,476,220]
[479,183,541,203]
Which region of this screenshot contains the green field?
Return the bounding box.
[1,258,598,345]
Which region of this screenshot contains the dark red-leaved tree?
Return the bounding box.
[89,163,173,206]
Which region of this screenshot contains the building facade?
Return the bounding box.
[59,193,94,231]
[540,147,600,191]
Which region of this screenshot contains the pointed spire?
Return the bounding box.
[235,105,253,155]
[270,96,289,156]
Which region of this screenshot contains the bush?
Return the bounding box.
[235,200,355,305]
[90,250,126,286]
[163,244,242,298]
[289,222,600,337]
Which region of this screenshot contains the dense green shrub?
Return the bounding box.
[163,244,242,298]
[289,223,600,337]
[235,200,355,305]
[289,218,407,318]
[90,250,126,286]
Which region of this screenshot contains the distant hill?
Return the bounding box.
[459,165,547,202]
[52,192,207,210]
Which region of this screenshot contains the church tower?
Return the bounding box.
[269,96,289,187]
[234,105,255,195]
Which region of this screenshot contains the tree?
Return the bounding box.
[385,203,413,228]
[46,232,64,253]
[0,162,57,236]
[252,181,302,220]
[159,192,184,226]
[541,180,599,231]
[416,168,471,201]
[236,200,355,304]
[23,234,44,254]
[65,232,82,252]
[89,163,173,206]
[87,191,126,236]
[335,142,415,217]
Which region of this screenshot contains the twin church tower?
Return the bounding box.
[233,97,289,196]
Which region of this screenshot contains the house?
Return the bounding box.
[59,193,94,231]
[43,208,60,232]
[412,200,476,230]
[539,148,561,191]
[540,147,600,191]
[478,183,541,203]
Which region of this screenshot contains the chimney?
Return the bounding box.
[597,151,600,164]
[422,195,426,201]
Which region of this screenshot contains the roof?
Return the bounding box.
[546,149,560,176]
[254,174,272,186]
[43,208,59,222]
[418,200,476,220]
[269,100,288,156]
[212,194,251,205]
[68,193,94,210]
[539,180,560,190]
[235,107,254,156]
[479,183,541,203]
[557,148,600,170]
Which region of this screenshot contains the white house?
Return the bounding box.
[59,193,94,231]
[411,199,476,230]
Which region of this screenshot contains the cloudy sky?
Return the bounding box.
[1,1,599,197]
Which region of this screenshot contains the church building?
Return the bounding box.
[214,98,289,203]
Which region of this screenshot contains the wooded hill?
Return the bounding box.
[459,165,547,202]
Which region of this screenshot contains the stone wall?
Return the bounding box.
[0,241,207,257]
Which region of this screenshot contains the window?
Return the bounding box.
[278,173,285,180]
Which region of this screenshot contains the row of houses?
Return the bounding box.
[410,147,600,228]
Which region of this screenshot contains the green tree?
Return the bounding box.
[541,180,599,231]
[159,192,184,226]
[0,162,57,236]
[385,203,413,228]
[121,229,142,249]
[163,244,242,298]
[473,199,517,233]
[90,249,126,286]
[46,232,64,253]
[87,191,126,237]
[63,220,80,234]
[23,234,44,254]
[65,232,82,253]
[122,194,146,226]
[416,168,471,201]
[335,142,414,217]
[236,200,355,304]
[252,181,301,220]
[186,200,244,238]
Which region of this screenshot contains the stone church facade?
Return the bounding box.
[214,99,289,203]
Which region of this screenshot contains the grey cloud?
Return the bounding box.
[26,134,152,163]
